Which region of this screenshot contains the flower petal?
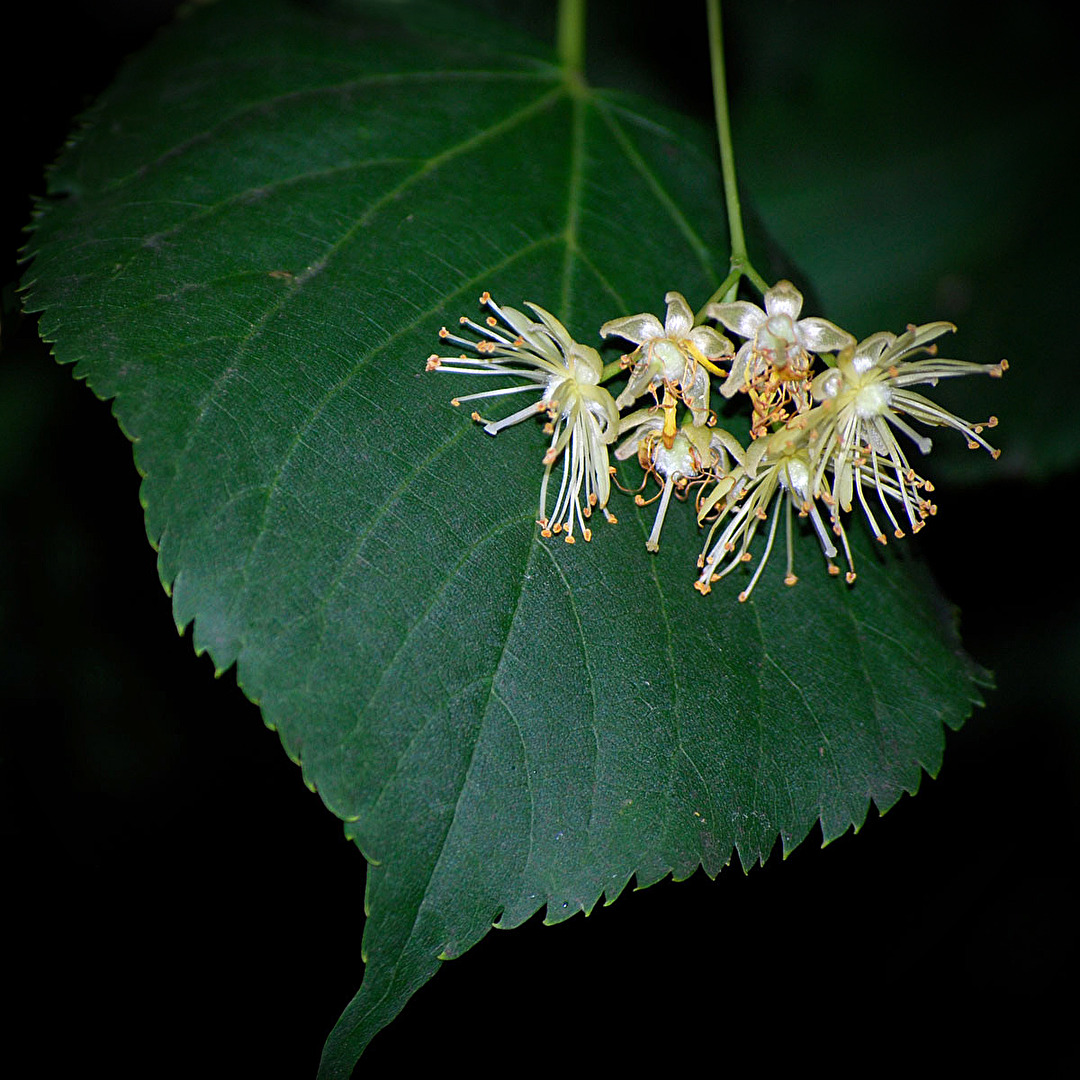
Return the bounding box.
[663,291,694,338]
[710,426,746,464]
[688,325,733,358]
[614,352,663,410]
[705,300,766,340]
[523,302,574,349]
[883,321,956,363]
[684,365,711,427]
[614,413,662,460]
[719,340,753,398]
[578,383,622,443]
[849,331,895,373]
[487,299,536,338]
[570,343,604,384]
[600,311,665,345]
[797,317,855,354]
[762,280,804,320]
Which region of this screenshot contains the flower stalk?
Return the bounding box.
[557,0,586,83]
[702,0,768,310]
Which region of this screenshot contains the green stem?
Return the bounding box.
[708,0,744,262]
[694,267,741,324]
[706,0,767,303]
[557,0,586,81]
[600,359,625,383]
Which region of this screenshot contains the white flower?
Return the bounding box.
[600,291,733,429]
[695,425,853,601]
[807,321,1005,541]
[427,292,620,542]
[706,280,854,436]
[613,413,733,552]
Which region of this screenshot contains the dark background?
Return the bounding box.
[4,1,1077,1073]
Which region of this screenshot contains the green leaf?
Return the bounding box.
[21,0,985,1072]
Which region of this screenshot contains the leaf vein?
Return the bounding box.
[593,99,719,284]
[101,69,559,196]
[358,512,536,815]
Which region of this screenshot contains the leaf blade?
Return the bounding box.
[22,1,985,1072]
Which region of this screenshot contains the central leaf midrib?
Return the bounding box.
[595,97,720,284]
[407,516,537,937]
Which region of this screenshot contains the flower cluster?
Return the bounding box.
[427,281,1005,599]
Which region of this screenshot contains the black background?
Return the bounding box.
[4,2,1078,1074]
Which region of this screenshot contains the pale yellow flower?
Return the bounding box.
[601,291,732,429]
[807,321,1005,540]
[427,293,620,542]
[613,412,733,552]
[695,425,854,600]
[707,280,854,437]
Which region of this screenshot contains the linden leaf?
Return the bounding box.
[21,1,984,1074]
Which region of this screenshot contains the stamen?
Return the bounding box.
[483,400,552,436]
[645,476,677,552]
[738,493,783,602]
